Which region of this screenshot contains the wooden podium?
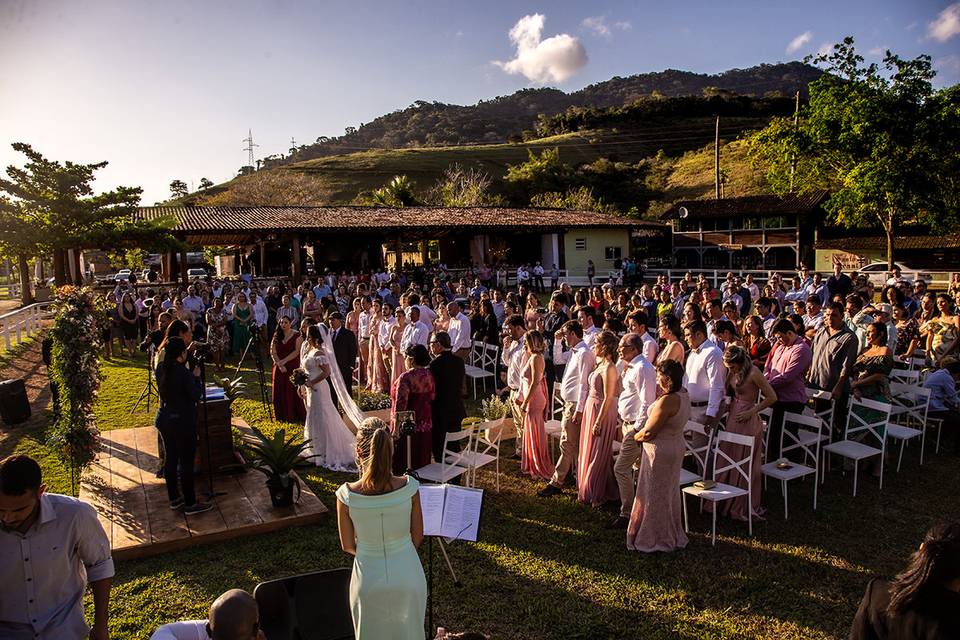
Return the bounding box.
[196,397,239,475]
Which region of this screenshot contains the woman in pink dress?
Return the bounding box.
[577,330,622,507]
[388,307,408,390]
[627,359,690,553]
[367,300,389,394]
[712,345,778,521]
[517,331,554,480]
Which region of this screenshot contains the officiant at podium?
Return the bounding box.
[329,312,359,397]
[428,331,466,463]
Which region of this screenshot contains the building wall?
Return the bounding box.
[563,228,630,277]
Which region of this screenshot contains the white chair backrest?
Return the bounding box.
[781,411,823,461]
[711,430,755,485]
[891,368,920,385]
[889,382,931,426]
[551,384,564,420]
[469,341,485,366]
[682,420,714,476]
[481,343,499,372]
[444,427,475,468]
[843,397,892,449]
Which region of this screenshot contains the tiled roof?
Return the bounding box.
[136,206,662,235]
[815,235,960,250]
[660,191,828,220]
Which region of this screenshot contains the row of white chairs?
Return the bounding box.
[465,340,499,398]
[414,418,503,492]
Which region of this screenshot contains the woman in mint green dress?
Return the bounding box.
[336,418,426,640]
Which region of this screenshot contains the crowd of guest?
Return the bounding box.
[99,259,960,554]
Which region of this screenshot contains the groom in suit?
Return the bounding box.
[428,331,467,463]
[327,312,358,397]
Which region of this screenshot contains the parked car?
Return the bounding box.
[187,268,207,280]
[859,262,932,287]
[113,269,132,282]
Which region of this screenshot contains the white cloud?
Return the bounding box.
[494,14,587,84]
[816,42,835,57]
[581,15,632,38]
[935,53,960,74]
[868,45,887,57]
[786,30,812,54]
[928,3,960,42]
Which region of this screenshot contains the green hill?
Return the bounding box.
[195,116,772,211]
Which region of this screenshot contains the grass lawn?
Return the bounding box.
[7,347,958,639]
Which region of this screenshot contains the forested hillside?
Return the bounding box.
[258,62,820,168]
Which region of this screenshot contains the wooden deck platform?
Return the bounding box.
[80,424,328,561]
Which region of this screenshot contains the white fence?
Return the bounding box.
[0,302,53,350]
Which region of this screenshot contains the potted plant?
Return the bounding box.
[243,427,316,508]
[475,394,514,443]
[349,387,393,431]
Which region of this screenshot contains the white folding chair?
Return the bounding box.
[464,342,496,398]
[761,412,822,519]
[679,421,714,486]
[681,430,755,546]
[352,355,361,386]
[890,368,920,386]
[887,382,929,470]
[758,407,773,464]
[544,385,564,459]
[415,427,474,484]
[455,418,502,492]
[822,397,892,496]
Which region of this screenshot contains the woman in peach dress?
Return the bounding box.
[577,331,621,507]
[367,300,389,394]
[627,359,690,553]
[387,307,408,390]
[517,331,554,480]
[711,345,777,521]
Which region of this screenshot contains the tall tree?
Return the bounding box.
[0,143,180,294]
[749,37,960,269]
[198,177,214,191]
[169,179,188,198]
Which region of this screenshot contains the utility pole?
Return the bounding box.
[289,136,297,156]
[242,129,259,169]
[789,90,800,192]
[714,115,721,199]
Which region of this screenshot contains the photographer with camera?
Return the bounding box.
[155,337,213,514]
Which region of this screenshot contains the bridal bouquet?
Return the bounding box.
[290,368,309,386]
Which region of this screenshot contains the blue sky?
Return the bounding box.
[1,0,957,204]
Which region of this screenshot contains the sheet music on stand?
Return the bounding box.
[418,484,483,542]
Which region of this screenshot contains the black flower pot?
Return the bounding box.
[266,475,295,508]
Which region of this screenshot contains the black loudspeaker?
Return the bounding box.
[0,379,31,426]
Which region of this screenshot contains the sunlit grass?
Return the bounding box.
[3,344,956,638]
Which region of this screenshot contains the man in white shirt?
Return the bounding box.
[610,333,657,528]
[446,301,472,360]
[500,315,527,455]
[540,321,594,497]
[401,307,430,351]
[0,455,114,640]
[249,292,268,342]
[577,307,601,350]
[357,297,371,384]
[532,262,545,292]
[802,295,825,339]
[682,320,725,430]
[625,310,658,364]
[181,285,205,317]
[744,273,760,301]
[408,293,436,327]
[150,589,263,640]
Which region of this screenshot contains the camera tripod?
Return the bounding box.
[131,345,157,414]
[234,330,273,420]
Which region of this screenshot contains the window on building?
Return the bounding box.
[574,238,586,250]
[742,217,761,230]
[763,215,787,229]
[604,246,622,261]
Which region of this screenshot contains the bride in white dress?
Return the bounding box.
[301,324,361,472]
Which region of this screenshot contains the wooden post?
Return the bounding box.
[179,249,188,284]
[395,235,403,270]
[420,240,429,266]
[259,241,266,277]
[291,235,302,283]
[53,249,66,286]
[714,115,721,200]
